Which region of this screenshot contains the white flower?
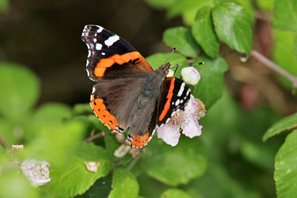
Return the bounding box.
[181,67,201,85]
[20,159,51,187]
[156,95,205,146]
[11,144,24,151]
[84,161,101,173]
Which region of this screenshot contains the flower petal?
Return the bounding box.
[184,95,197,115]
[156,124,181,146]
[182,116,202,138]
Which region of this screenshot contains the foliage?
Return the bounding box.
[0,0,8,12]
[1,0,297,197]
[274,130,297,198]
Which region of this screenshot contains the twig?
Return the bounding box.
[0,135,9,150]
[85,131,105,143]
[251,50,297,88]
[127,155,141,171]
[255,11,271,22]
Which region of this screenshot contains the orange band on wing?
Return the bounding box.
[94,51,152,77]
[90,95,119,130]
[159,78,175,121]
[129,133,151,148]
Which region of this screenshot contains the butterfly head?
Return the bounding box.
[157,63,171,76]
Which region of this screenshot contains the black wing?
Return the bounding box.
[81,25,152,81]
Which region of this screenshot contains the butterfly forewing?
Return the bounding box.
[81,25,152,81]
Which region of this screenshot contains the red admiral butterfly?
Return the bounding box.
[81,25,191,148]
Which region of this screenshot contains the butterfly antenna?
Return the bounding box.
[163,47,180,75]
[163,47,176,65]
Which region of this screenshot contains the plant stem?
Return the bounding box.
[251,50,297,88]
[0,135,9,150]
[85,131,105,142]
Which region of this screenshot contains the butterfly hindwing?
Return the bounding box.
[90,72,165,147]
[91,77,147,133]
[81,25,152,81]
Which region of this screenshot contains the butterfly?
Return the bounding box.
[81,25,191,148]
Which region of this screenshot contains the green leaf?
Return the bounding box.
[192,6,219,58]
[0,171,39,198]
[240,140,275,170]
[77,176,112,198]
[161,189,192,198]
[167,0,212,17]
[256,0,274,11]
[147,53,189,77]
[273,29,297,88]
[142,137,207,186]
[0,63,39,120]
[263,113,297,141]
[191,57,228,109]
[108,168,139,198]
[275,130,297,198]
[234,0,255,16]
[24,103,72,142]
[73,103,93,115]
[146,52,188,77]
[186,164,258,198]
[273,0,297,32]
[147,52,188,69]
[212,2,253,54]
[0,118,23,145]
[45,143,112,198]
[0,0,9,12]
[145,0,175,9]
[163,27,200,57]
[24,121,86,166]
[32,103,72,127]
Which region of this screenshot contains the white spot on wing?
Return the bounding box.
[186,89,190,96]
[86,59,89,66]
[101,52,106,55]
[87,50,91,57]
[175,99,180,106]
[95,43,102,50]
[93,38,97,43]
[92,86,95,94]
[105,35,120,47]
[177,82,185,97]
[97,26,103,33]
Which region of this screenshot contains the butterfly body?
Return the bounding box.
[82,25,191,148]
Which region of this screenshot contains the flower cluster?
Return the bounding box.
[20,159,51,187]
[156,95,205,146]
[157,66,205,146]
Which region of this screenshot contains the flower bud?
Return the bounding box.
[181,67,200,85]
